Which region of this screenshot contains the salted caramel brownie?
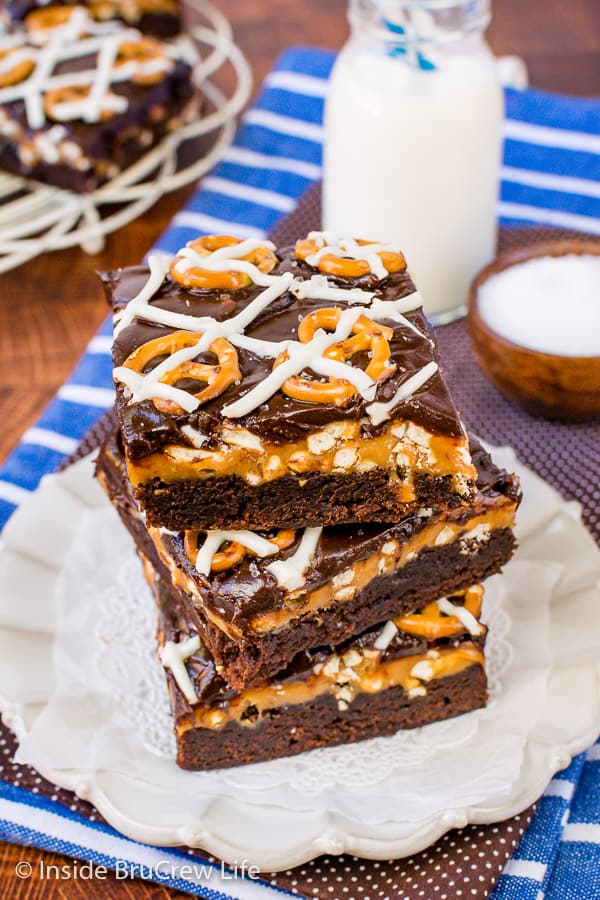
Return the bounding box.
[106,232,479,531]
[0,11,195,191]
[154,576,488,770]
[96,427,519,690]
[4,0,181,38]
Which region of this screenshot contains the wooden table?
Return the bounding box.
[1,0,598,896]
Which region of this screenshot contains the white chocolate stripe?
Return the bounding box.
[232,333,377,395]
[86,31,121,124]
[309,355,376,396]
[0,17,175,130]
[176,237,276,261]
[292,275,377,304]
[374,620,399,651]
[229,333,285,356]
[194,530,280,576]
[366,361,439,425]
[221,306,365,418]
[437,598,485,636]
[114,253,173,336]
[113,364,200,412]
[160,636,201,704]
[266,527,322,591]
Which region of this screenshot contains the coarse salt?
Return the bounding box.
[477,255,600,357]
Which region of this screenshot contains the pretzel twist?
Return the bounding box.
[121,329,241,414]
[116,37,170,85]
[295,237,406,279]
[170,235,278,291]
[25,5,77,35]
[276,308,396,405]
[0,48,35,88]
[184,530,296,573]
[394,589,483,641]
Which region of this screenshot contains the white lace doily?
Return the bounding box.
[92,535,513,785]
[1,446,600,868]
[0,0,252,273]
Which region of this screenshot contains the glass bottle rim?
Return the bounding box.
[349,0,491,44]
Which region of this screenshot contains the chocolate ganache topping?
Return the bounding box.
[105,240,466,460]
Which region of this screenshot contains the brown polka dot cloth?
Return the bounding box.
[1,183,598,899]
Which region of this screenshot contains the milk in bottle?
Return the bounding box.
[323,0,503,322]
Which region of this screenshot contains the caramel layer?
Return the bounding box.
[126,418,476,496]
[177,642,485,733]
[149,502,514,640]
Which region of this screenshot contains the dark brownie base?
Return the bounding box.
[175,665,488,770]
[137,469,466,532]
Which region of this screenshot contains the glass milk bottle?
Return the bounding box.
[323,0,503,323]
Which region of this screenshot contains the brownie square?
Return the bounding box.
[0,13,195,191]
[106,233,481,531]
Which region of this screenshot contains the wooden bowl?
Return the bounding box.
[468,240,600,421]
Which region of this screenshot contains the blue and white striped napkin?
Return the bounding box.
[0,45,599,899]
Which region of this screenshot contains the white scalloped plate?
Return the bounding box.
[1,446,600,871]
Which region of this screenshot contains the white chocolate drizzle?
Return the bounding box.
[292,274,377,304]
[373,620,399,652]
[437,597,485,636]
[171,238,278,286]
[366,361,439,425]
[266,526,322,591]
[222,306,376,418]
[113,237,439,421]
[194,530,280,576]
[159,635,201,705]
[304,232,398,280]
[0,12,176,130]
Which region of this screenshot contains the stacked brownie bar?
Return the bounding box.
[97,231,520,770]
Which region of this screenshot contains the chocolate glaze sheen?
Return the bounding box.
[105,244,466,460]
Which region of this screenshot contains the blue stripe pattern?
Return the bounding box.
[0,44,599,898]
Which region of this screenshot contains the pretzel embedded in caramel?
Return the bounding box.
[184,530,296,573]
[0,47,35,88]
[276,307,396,405]
[121,329,241,415]
[170,235,278,291]
[116,37,170,86]
[394,588,483,640]
[295,237,406,279]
